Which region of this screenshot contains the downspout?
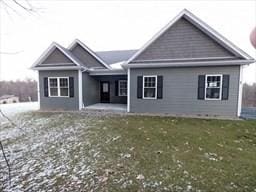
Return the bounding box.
[237,65,244,117]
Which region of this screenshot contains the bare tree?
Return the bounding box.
[0,0,39,188]
[0,79,38,102]
[0,109,13,189]
[243,83,256,107]
[0,0,38,15]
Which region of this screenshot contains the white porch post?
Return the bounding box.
[78,70,83,110]
[37,71,40,109]
[127,68,130,112]
[237,65,243,117]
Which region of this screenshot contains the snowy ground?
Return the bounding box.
[0,102,39,120]
[0,111,256,191]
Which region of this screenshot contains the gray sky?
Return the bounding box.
[0,0,255,83]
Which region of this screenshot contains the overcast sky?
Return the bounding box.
[0,0,255,83]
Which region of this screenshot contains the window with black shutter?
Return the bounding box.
[205,75,222,100]
[47,77,71,97]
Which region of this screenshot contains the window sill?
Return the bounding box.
[204,98,221,101]
[48,96,70,98]
[142,97,157,100]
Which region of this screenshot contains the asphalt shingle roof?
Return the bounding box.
[96,50,138,64]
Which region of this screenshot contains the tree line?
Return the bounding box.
[243,83,256,107]
[0,80,255,106]
[0,79,37,102]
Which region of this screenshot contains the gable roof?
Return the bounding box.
[68,39,111,69]
[31,42,84,70]
[127,9,254,64]
[96,50,138,64]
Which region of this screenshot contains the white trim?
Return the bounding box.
[118,80,127,96]
[89,70,126,76]
[78,70,83,110]
[31,66,83,70]
[237,65,243,117]
[127,68,130,112]
[48,77,69,97]
[204,74,222,100]
[142,75,157,99]
[68,39,111,69]
[31,42,83,69]
[126,9,253,64]
[131,56,237,63]
[37,71,40,109]
[37,63,75,66]
[122,59,254,69]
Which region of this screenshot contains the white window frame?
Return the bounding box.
[143,75,157,99]
[118,80,127,96]
[205,74,222,100]
[48,77,69,97]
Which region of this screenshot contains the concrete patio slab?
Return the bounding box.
[84,103,127,112]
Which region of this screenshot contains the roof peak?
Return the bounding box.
[126,9,253,64]
[68,38,111,69]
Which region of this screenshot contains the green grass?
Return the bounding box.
[1,112,256,191]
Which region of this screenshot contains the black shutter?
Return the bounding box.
[69,77,74,97]
[222,75,230,100]
[115,80,119,96]
[157,76,163,99]
[198,75,205,100]
[44,77,48,97]
[137,76,143,99]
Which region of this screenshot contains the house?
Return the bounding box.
[0,95,19,104]
[31,9,255,118]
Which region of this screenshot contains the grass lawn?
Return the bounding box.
[0,111,256,191]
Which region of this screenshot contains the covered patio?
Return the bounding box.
[84,103,127,112]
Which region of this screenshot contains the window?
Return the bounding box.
[143,76,157,99]
[49,77,69,97]
[119,80,127,96]
[102,83,109,93]
[205,75,222,100]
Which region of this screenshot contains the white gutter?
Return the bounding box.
[122,60,255,69]
[88,69,127,76]
[31,66,85,70]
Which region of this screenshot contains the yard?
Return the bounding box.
[0,111,256,191]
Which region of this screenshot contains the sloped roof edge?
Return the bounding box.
[126,9,253,64]
[31,42,85,70]
[68,39,111,69]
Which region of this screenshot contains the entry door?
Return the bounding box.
[100,81,110,103]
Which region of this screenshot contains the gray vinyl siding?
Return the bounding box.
[129,66,240,117]
[82,72,100,106]
[132,17,235,62]
[39,70,79,110]
[93,75,127,104]
[71,44,106,68]
[41,48,75,65]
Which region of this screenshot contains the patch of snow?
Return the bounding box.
[136,174,145,180]
[0,102,39,119]
[120,153,131,159]
[109,61,125,69]
[204,152,223,161]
